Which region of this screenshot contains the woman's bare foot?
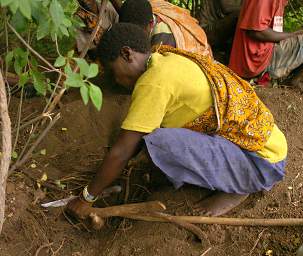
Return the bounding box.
[193,191,249,216]
[290,69,303,92]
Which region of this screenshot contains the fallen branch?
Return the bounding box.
[121,214,303,227]
[87,200,166,218]
[151,212,206,242]
[9,113,60,174]
[87,201,204,241]
[0,69,12,233]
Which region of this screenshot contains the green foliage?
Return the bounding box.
[54,54,102,110]
[284,6,303,32]
[0,0,82,40]
[1,0,103,110]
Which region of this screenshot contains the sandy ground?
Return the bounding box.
[1,86,303,256]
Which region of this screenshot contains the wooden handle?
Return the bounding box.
[122,214,303,227]
[86,201,166,218]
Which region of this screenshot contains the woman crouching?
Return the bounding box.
[67,23,287,218]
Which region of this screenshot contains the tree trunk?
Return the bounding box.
[0,69,12,233]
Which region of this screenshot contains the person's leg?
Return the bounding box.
[267,34,303,88]
[193,192,248,216]
[290,66,303,91]
[143,128,285,216]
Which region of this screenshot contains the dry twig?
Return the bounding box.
[151,212,206,243]
[34,242,54,256]
[200,247,212,256]
[247,229,267,256]
[9,113,60,174]
[12,87,23,154]
[51,238,66,255]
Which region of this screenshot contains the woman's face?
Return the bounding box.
[109,47,149,90]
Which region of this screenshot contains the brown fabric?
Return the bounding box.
[267,34,303,79]
[76,1,118,51]
[150,0,212,57]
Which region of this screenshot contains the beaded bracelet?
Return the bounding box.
[82,185,98,203]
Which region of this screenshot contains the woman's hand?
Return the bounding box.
[66,197,93,219]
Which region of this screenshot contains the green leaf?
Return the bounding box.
[11,151,18,159]
[42,0,50,8]
[14,60,22,75]
[74,58,89,77]
[11,10,28,33]
[80,85,89,105]
[59,25,69,36]
[64,63,73,75]
[67,50,74,58]
[13,48,28,75]
[14,48,28,60]
[32,71,47,95]
[19,0,31,19]
[19,72,29,87]
[54,56,66,67]
[9,0,19,13]
[50,0,65,29]
[87,63,98,78]
[37,19,50,40]
[5,51,14,68]
[62,18,72,27]
[89,83,102,111]
[30,57,38,70]
[64,72,85,88]
[0,0,14,6]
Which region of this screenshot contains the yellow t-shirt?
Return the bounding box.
[121,53,287,163]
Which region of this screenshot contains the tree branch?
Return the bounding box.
[9,113,60,174]
[0,69,12,233]
[7,23,59,73]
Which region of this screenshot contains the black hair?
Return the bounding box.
[97,23,151,66]
[119,0,153,28]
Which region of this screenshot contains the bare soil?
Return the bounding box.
[1,86,303,256]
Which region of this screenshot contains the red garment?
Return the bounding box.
[229,0,287,78]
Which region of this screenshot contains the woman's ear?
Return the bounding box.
[120,46,132,62]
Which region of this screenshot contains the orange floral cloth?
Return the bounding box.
[150,0,211,56]
[76,0,118,48]
[154,45,275,152]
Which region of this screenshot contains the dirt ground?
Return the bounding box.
[1,86,303,256]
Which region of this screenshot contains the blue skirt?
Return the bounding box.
[143,128,285,194]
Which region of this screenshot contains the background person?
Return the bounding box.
[229,0,303,88]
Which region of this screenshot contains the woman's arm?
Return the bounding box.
[66,129,146,218]
[246,28,293,43]
[88,129,145,196]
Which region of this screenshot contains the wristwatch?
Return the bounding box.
[82,185,98,203]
